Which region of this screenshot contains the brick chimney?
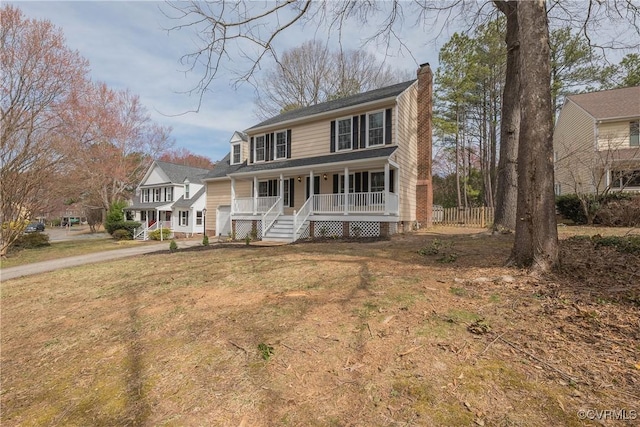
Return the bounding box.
[416,63,433,228]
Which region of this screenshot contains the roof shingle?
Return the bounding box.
[567,86,640,120]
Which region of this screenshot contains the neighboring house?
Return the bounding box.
[203,63,434,242]
[125,161,209,239]
[554,86,640,196]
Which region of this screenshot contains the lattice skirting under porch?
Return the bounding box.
[311,221,398,239]
[233,220,262,240]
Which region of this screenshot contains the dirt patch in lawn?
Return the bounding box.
[1,227,638,426]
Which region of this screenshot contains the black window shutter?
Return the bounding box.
[315,176,320,195]
[333,174,339,194]
[270,133,275,161]
[305,177,310,200]
[250,137,254,163]
[289,178,295,207]
[287,129,292,158]
[354,172,362,193]
[385,108,392,144]
[330,121,336,152]
[352,116,359,150]
[389,169,395,193]
[360,114,366,148]
[265,134,271,162]
[362,171,369,192]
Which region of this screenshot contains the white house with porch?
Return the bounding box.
[125,161,209,239]
[204,64,434,242]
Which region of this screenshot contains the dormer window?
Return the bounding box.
[184,179,190,199]
[231,143,241,165]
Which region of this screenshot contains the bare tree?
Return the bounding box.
[0,5,88,255]
[254,40,411,119]
[62,81,174,210]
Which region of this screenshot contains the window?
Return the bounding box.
[196,210,203,225]
[179,211,189,226]
[611,169,640,189]
[275,131,288,159]
[370,172,385,192]
[339,174,355,194]
[631,121,639,147]
[337,118,352,150]
[231,143,241,164]
[184,183,190,199]
[554,183,561,196]
[164,187,173,202]
[368,111,384,146]
[142,189,149,203]
[258,181,269,197]
[255,135,266,162]
[154,188,161,202]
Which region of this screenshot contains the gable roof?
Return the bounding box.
[172,187,206,208]
[246,80,416,131]
[566,86,640,120]
[154,161,211,184]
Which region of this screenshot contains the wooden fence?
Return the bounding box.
[433,206,494,227]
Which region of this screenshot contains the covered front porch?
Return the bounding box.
[226,158,400,242]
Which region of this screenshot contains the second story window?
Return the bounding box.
[255,135,265,162]
[367,111,384,146]
[275,131,287,159]
[142,189,149,203]
[153,188,161,202]
[164,187,173,202]
[631,121,639,146]
[231,143,241,165]
[337,118,352,150]
[184,179,190,199]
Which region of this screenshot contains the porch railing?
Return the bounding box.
[261,197,282,237]
[293,196,313,241]
[313,192,397,214]
[234,196,280,214]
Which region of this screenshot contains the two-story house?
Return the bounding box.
[125,161,209,239]
[204,63,434,242]
[554,86,640,196]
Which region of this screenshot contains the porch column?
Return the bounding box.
[279,173,284,213]
[253,176,258,215]
[384,162,390,215]
[344,167,349,215]
[231,178,236,214]
[309,170,314,213]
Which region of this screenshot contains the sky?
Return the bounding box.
[10,1,449,163]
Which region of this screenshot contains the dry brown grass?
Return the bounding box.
[1,227,638,426]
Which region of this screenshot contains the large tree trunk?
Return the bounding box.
[511,0,558,271]
[493,0,519,232]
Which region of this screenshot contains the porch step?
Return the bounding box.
[262,218,306,243]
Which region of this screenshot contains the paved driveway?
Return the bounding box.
[1,231,204,281]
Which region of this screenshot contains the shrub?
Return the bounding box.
[112,229,132,240]
[12,232,50,250]
[169,239,178,252]
[202,235,209,246]
[148,228,171,240]
[556,194,589,224]
[105,220,140,236]
[595,196,640,227]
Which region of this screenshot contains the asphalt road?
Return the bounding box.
[1,228,203,281]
